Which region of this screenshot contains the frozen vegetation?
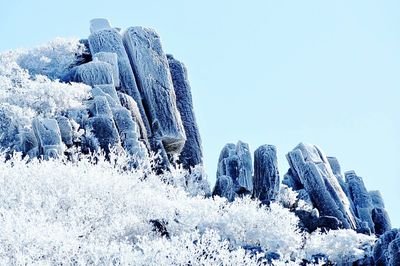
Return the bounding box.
[0,18,398,265]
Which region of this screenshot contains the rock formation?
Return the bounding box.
[253,145,280,204]
[213,141,253,200]
[123,26,186,155]
[286,143,356,229]
[167,54,203,169]
[213,141,393,240]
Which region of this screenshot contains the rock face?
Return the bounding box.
[374,229,400,266]
[213,141,253,200]
[253,145,280,204]
[32,118,64,159]
[346,171,375,234]
[286,143,356,229]
[6,19,212,178]
[88,26,151,143]
[71,60,114,86]
[369,191,392,236]
[167,54,202,169]
[123,27,186,155]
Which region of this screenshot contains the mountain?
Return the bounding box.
[0,18,398,265]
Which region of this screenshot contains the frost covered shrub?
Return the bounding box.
[0,152,375,265]
[303,229,376,264]
[13,38,85,80]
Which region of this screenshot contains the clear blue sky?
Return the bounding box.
[1,0,399,227]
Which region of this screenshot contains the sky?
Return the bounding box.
[0,0,399,227]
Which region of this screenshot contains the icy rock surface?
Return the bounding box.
[88,28,151,140]
[71,60,114,86]
[374,229,400,266]
[123,27,186,155]
[93,52,120,87]
[345,171,375,233]
[90,18,112,34]
[32,118,64,159]
[286,143,356,229]
[167,54,202,169]
[213,141,253,200]
[253,144,280,204]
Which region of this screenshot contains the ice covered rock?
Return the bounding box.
[84,96,120,153]
[93,52,120,87]
[32,118,64,159]
[374,229,400,266]
[327,156,351,199]
[253,144,280,204]
[214,141,253,200]
[388,237,400,266]
[118,92,150,150]
[345,171,375,234]
[90,18,112,34]
[16,128,38,158]
[282,168,304,191]
[88,28,151,139]
[286,143,356,229]
[71,60,114,86]
[112,106,146,158]
[91,86,120,108]
[123,27,186,155]
[212,175,235,202]
[167,54,202,169]
[56,116,73,147]
[369,191,391,236]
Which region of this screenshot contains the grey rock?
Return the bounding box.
[370,190,386,209]
[88,28,151,142]
[93,52,120,87]
[167,54,202,169]
[317,216,341,230]
[16,128,38,157]
[212,175,235,202]
[372,208,392,236]
[112,107,146,158]
[327,156,352,200]
[282,168,303,191]
[374,229,400,266]
[345,171,375,234]
[84,96,120,154]
[88,96,113,117]
[388,237,400,266]
[253,144,280,204]
[214,141,253,200]
[123,26,186,155]
[368,190,392,236]
[56,116,73,147]
[32,118,64,159]
[118,92,150,150]
[71,61,114,86]
[90,18,112,34]
[286,143,356,229]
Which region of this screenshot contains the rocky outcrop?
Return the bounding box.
[346,171,376,234]
[253,145,280,204]
[374,229,400,266]
[286,143,356,229]
[213,141,393,238]
[32,118,64,159]
[123,27,186,155]
[213,141,253,200]
[167,54,202,169]
[10,19,208,174]
[87,24,151,145]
